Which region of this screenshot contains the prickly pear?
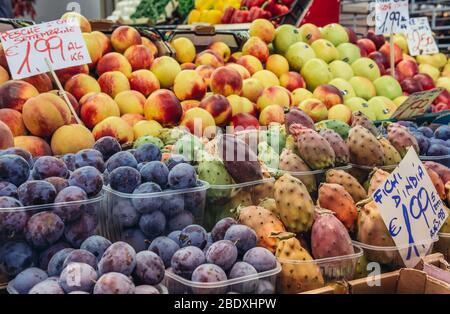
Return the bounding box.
[387,123,419,157]
[367,168,390,196]
[278,149,316,193]
[424,165,445,200]
[325,169,367,202]
[424,161,450,183]
[351,111,379,136]
[285,107,315,135]
[258,142,280,170]
[347,125,384,166]
[315,119,350,140]
[319,128,350,166]
[266,124,287,154]
[198,153,234,201]
[378,137,402,166]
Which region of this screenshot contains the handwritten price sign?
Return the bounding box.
[372,148,448,268]
[406,17,439,56]
[375,0,410,35]
[391,88,444,120]
[0,19,91,80]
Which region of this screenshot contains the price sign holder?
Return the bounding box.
[391,88,444,120]
[372,148,448,268]
[406,17,439,56]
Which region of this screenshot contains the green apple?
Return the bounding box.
[337,43,361,64]
[437,77,450,92]
[373,75,402,100]
[298,23,321,45]
[285,42,316,71]
[311,39,339,63]
[301,58,333,91]
[368,96,396,120]
[348,76,376,100]
[328,78,356,102]
[320,23,349,46]
[273,24,302,55]
[351,57,381,81]
[344,97,376,120]
[329,60,354,80]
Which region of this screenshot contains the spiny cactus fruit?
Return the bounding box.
[258,198,277,213]
[347,125,384,166]
[440,206,450,233]
[250,174,274,205]
[266,123,287,154]
[289,124,335,170]
[273,232,325,293]
[378,137,402,166]
[351,111,379,136]
[319,128,350,166]
[159,127,189,146]
[424,161,450,183]
[367,168,390,196]
[325,169,367,202]
[387,123,419,157]
[279,149,316,193]
[311,211,355,259]
[317,183,358,231]
[238,206,286,253]
[424,165,446,200]
[285,107,315,134]
[198,153,234,201]
[315,119,350,140]
[274,174,315,233]
[172,134,204,161]
[258,142,280,170]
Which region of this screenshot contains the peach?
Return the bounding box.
[199,94,232,126]
[252,70,280,88]
[83,32,103,68]
[259,105,285,126]
[298,23,321,45]
[0,81,39,112]
[129,70,160,97]
[226,63,251,80]
[229,52,242,63]
[291,88,313,107]
[65,74,101,101]
[173,70,207,101]
[133,120,163,139]
[121,113,145,126]
[328,104,352,124]
[150,56,182,89]
[265,54,289,77]
[236,55,263,75]
[242,78,264,103]
[230,113,260,131]
[280,72,306,91]
[242,36,269,63]
[144,89,183,127]
[92,31,112,55]
[312,84,344,109]
[0,65,9,84]
[55,64,89,85]
[14,136,52,156]
[172,37,196,64]
[181,63,196,70]
[210,67,243,96]
[21,73,53,93]
[51,124,95,155]
[49,90,80,116]
[80,93,120,128]
[180,107,216,135]
[97,52,133,77]
[22,93,72,137]
[0,120,13,149]
[92,116,134,144]
[124,45,154,71]
[257,86,291,111]
[298,99,328,122]
[111,26,142,53]
[0,109,26,136]
[208,42,231,62]
[181,100,200,113]
[195,50,225,68]
[195,65,215,86]
[114,90,145,115]
[142,37,158,57]
[61,12,91,33]
[228,95,257,117]
[98,71,131,98]
[249,19,276,44]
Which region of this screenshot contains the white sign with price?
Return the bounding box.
[406,17,439,56]
[375,0,410,35]
[372,148,448,268]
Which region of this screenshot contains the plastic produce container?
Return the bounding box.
[347,164,398,185]
[275,245,363,294]
[0,195,104,289]
[204,178,275,230]
[101,181,209,249]
[434,233,450,262]
[163,262,281,294]
[353,238,438,271]
[419,155,450,168]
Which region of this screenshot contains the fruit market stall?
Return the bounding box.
[0,2,450,297]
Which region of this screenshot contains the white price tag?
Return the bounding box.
[375,0,410,35]
[372,148,448,267]
[406,17,439,56]
[0,19,91,80]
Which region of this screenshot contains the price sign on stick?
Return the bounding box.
[406,17,439,56]
[0,19,91,80]
[391,88,444,120]
[375,0,409,35]
[372,148,448,268]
